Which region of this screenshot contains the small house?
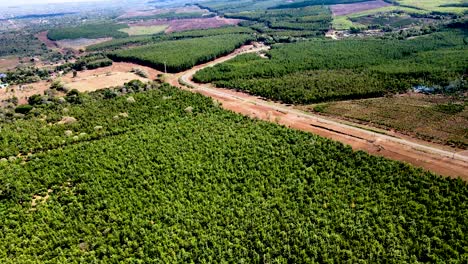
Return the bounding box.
[0,73,6,79]
[0,83,9,89]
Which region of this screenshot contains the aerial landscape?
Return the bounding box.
[0,0,467,262]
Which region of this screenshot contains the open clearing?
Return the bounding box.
[331,0,392,16]
[0,57,19,71]
[119,25,169,36]
[132,16,242,33]
[300,94,468,149]
[118,6,208,19]
[57,38,112,50]
[396,0,468,13]
[0,62,161,105]
[166,45,468,179]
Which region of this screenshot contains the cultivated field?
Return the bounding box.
[119,25,169,36]
[305,94,468,148]
[131,16,242,33]
[118,6,209,19]
[396,0,468,13]
[331,0,392,16]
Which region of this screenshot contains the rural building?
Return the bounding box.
[0,83,9,89]
[0,73,6,79]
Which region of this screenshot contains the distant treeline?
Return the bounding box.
[0,12,76,21]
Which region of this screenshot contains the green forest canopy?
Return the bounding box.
[0,85,467,262]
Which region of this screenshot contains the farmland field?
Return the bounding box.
[331,0,392,16]
[108,34,254,72]
[0,85,467,262]
[119,25,169,36]
[395,0,468,13]
[302,94,468,148]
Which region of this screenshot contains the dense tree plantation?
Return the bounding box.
[108,34,254,72]
[47,23,129,41]
[226,6,331,35]
[194,29,468,104]
[0,85,467,262]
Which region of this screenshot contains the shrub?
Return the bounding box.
[14,104,33,114]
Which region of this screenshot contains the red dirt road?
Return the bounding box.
[166,44,468,180]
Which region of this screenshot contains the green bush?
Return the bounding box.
[14,104,33,114]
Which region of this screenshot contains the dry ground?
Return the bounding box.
[331,0,392,16]
[0,57,20,71]
[0,62,162,105]
[132,16,242,33]
[301,94,468,149]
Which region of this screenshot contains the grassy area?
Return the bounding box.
[307,94,468,148]
[396,0,468,14]
[119,25,169,36]
[48,23,129,41]
[0,85,467,262]
[332,6,426,30]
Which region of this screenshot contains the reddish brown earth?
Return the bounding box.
[331,0,392,16]
[165,44,468,180]
[36,31,59,50]
[132,16,242,33]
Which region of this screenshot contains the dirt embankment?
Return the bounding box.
[166,44,468,180]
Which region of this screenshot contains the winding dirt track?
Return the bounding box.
[166,45,468,180]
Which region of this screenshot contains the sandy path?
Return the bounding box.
[165,44,468,180]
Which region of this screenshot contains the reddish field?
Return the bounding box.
[331,0,392,16]
[118,6,208,19]
[132,16,242,33]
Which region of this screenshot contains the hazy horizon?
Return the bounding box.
[0,0,111,6]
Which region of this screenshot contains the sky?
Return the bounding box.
[0,0,109,6]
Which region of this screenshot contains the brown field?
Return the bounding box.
[0,62,162,105]
[301,93,468,149]
[331,0,392,16]
[0,57,19,71]
[56,38,112,50]
[132,16,242,33]
[118,6,208,19]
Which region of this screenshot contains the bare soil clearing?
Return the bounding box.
[166,45,468,180]
[118,6,209,19]
[0,62,161,105]
[132,16,242,33]
[57,38,112,50]
[331,0,392,16]
[304,94,468,149]
[0,57,19,71]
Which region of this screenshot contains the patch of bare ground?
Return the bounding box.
[57,38,112,50]
[118,6,209,19]
[0,57,19,71]
[303,93,468,149]
[131,16,242,33]
[0,62,162,105]
[331,0,392,16]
